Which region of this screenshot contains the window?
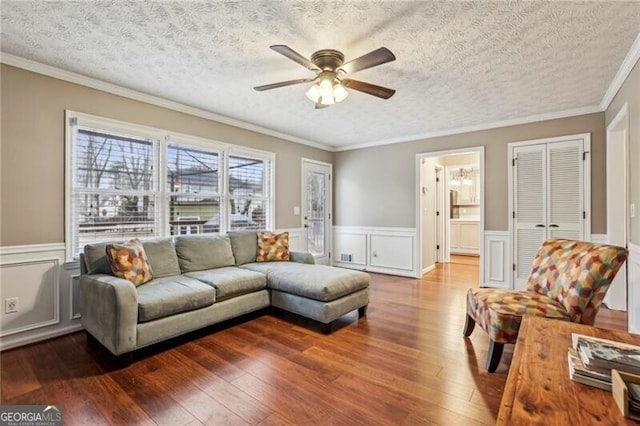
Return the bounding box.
[167,143,222,235]
[70,128,159,255]
[227,153,272,232]
[66,112,275,260]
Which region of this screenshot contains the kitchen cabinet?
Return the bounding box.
[450,220,479,255]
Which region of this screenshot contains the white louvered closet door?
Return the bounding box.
[547,140,584,241]
[512,139,585,290]
[513,145,547,290]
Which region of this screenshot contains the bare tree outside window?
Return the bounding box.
[73,129,156,254]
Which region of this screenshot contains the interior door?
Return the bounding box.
[512,139,586,290]
[302,159,331,265]
[546,140,584,241]
[513,144,547,290]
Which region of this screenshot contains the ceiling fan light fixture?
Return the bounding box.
[333,83,349,102]
[319,78,334,97]
[255,45,396,106]
[319,94,335,106]
[305,84,321,103]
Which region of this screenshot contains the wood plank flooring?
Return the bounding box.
[1,261,626,425]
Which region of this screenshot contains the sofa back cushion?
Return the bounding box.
[175,234,235,272]
[83,242,114,275]
[142,238,181,278]
[228,231,258,265]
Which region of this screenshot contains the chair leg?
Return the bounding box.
[486,340,504,373]
[463,314,476,336]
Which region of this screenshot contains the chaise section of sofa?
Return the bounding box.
[80,231,370,360]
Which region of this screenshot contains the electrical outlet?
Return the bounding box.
[5,297,18,314]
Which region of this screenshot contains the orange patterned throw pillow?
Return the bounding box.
[105,238,153,286]
[256,231,290,262]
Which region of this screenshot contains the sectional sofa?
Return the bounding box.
[79,231,370,359]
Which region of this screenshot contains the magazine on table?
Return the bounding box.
[572,333,640,375]
[567,348,612,391]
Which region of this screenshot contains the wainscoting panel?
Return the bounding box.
[482,231,510,289]
[0,244,82,350]
[69,270,82,320]
[276,228,302,252]
[332,230,367,266]
[0,259,59,336]
[628,243,640,334]
[333,227,417,277]
[369,233,414,272]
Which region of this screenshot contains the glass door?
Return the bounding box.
[302,159,331,265]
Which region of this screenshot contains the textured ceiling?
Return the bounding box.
[2,1,640,150]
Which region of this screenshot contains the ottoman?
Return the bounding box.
[241,262,370,333]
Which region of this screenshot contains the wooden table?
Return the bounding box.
[497,316,640,425]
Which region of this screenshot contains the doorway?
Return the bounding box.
[605,103,629,311]
[416,147,484,283]
[301,158,332,265]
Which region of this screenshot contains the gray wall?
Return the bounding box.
[334,113,606,232]
[606,60,640,244]
[0,64,333,246]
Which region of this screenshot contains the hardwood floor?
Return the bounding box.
[1,262,626,425]
[449,254,480,266]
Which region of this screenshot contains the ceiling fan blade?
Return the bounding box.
[342,79,395,99]
[270,45,319,71]
[339,47,396,75]
[315,102,329,109]
[254,78,314,91]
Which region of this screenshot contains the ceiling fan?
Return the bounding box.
[254,45,396,108]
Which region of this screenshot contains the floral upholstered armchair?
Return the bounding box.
[464,239,628,372]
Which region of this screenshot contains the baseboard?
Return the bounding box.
[0,323,84,351]
[421,264,436,276]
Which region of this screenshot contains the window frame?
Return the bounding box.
[65,110,276,261]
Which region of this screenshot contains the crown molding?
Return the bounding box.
[3,44,633,154]
[600,32,640,110]
[0,52,333,152]
[334,105,603,152]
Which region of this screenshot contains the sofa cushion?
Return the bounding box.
[83,242,114,275]
[228,231,258,265]
[175,235,235,272]
[466,287,570,344]
[256,231,290,262]
[106,239,154,286]
[185,267,267,301]
[526,239,628,324]
[241,262,369,302]
[142,238,181,279]
[137,275,216,322]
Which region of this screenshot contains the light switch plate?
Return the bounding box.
[293,206,300,215]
